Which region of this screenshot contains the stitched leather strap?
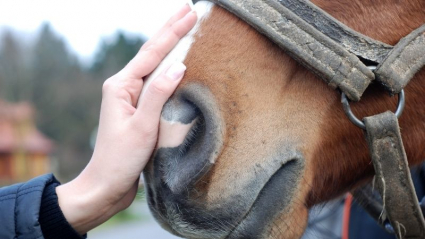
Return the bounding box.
[363,111,425,239]
[375,24,425,94]
[276,0,393,63]
[195,0,374,101]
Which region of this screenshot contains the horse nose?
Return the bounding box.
[152,84,224,195]
[158,97,199,149]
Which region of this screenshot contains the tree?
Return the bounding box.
[91,32,146,79]
[0,30,29,101]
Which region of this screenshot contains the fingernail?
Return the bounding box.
[166,62,186,81]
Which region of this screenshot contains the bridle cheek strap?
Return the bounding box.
[363,111,425,239]
[375,24,425,95]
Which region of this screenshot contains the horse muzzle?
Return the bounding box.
[143,83,306,238]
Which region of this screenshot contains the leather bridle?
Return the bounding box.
[193,0,425,238]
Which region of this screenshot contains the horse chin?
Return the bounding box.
[224,159,306,239]
[144,154,306,239]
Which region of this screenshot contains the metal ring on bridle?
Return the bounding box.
[341,89,405,130]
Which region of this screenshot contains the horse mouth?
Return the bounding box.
[224,159,304,239]
[145,156,304,239]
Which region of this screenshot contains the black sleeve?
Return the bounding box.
[0,174,86,238]
[39,179,87,239]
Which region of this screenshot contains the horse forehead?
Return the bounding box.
[138,1,214,104]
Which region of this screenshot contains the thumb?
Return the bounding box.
[135,62,186,124]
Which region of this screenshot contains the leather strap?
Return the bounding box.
[276,0,393,64]
[375,24,425,94]
[195,0,374,101]
[363,111,425,239]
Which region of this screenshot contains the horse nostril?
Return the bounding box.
[151,84,224,195]
[155,95,209,194]
[158,98,200,149]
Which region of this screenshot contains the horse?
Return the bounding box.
[142,0,425,238]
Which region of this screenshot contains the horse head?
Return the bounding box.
[143,1,425,238]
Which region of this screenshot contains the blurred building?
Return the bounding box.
[0,100,53,184]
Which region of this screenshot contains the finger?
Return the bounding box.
[141,4,192,51]
[122,11,197,79]
[134,62,186,127]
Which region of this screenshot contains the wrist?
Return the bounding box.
[56,175,115,235]
[40,181,86,239]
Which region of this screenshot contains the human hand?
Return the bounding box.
[55,4,197,235]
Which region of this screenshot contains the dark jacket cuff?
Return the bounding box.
[40,180,87,239]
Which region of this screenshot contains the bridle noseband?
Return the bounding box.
[194,0,425,238]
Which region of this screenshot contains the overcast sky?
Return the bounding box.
[0,0,190,63]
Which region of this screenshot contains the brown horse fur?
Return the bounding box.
[146,1,425,238]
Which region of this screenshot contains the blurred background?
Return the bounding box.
[0,0,189,238]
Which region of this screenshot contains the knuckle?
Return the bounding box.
[142,42,155,51]
[102,77,128,98]
[148,80,170,96]
[132,116,159,137]
[143,44,162,61]
[102,79,116,94]
[171,26,184,39]
[140,124,159,139]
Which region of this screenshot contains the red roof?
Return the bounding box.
[0,100,53,154]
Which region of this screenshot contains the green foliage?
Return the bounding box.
[0,31,29,101]
[91,32,145,79]
[0,23,146,181]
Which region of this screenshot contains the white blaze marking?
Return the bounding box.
[187,0,195,9]
[141,1,214,148]
[138,1,214,102]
